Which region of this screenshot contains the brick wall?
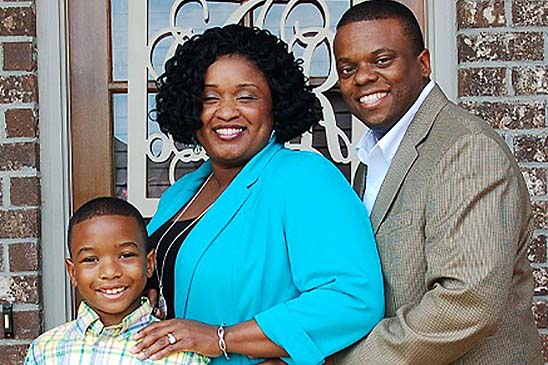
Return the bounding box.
[457,0,548,361]
[0,1,41,364]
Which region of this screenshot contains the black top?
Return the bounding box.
[149,218,196,319]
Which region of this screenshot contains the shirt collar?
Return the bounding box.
[75,297,153,338]
[356,80,435,163]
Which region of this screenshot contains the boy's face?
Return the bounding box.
[66,215,155,327]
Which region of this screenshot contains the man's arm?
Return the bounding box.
[339,133,531,364]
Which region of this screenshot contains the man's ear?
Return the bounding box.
[145,249,156,279]
[418,48,431,79]
[65,258,77,288]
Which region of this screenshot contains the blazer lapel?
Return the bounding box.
[174,140,283,316]
[370,85,448,233]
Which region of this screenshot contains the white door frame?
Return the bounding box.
[37,0,73,329]
[427,0,457,102]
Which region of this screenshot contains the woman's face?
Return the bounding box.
[197,54,274,170]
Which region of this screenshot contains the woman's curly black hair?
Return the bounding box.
[155,24,323,145]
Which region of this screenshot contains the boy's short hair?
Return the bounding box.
[336,0,425,56]
[68,197,149,254]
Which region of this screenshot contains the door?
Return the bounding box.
[68,0,426,214]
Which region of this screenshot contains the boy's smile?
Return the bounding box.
[66,215,155,327]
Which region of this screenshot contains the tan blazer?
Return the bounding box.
[335,86,542,364]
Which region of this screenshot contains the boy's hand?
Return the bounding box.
[131,319,220,360]
[144,288,165,319]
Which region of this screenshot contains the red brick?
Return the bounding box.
[533,267,548,295]
[533,301,548,328]
[529,234,547,264]
[460,101,545,130]
[0,275,40,303]
[457,0,506,29]
[542,335,548,362]
[514,136,548,163]
[0,310,41,340]
[0,142,39,171]
[0,7,35,36]
[3,42,33,71]
[5,109,36,138]
[532,201,548,231]
[458,68,507,97]
[521,168,547,197]
[9,243,39,272]
[0,209,40,239]
[513,0,548,26]
[12,275,40,303]
[0,344,28,365]
[0,75,37,104]
[458,32,543,63]
[10,177,40,206]
[513,67,548,96]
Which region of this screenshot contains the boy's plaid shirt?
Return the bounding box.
[24,298,209,365]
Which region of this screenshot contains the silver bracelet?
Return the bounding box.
[217,323,230,360]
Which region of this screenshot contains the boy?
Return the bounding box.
[25,197,209,365]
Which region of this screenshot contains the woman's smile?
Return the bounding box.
[213,125,247,141]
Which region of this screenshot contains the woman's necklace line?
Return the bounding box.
[154,173,214,306]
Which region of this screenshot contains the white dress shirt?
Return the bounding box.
[356,80,435,214]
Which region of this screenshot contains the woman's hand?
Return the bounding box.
[131,319,220,360]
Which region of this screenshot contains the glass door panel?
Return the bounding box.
[108,0,426,216]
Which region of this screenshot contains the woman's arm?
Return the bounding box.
[131,318,287,360]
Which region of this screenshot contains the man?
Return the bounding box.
[333,1,542,364]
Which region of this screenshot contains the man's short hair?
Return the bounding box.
[67,197,149,253]
[336,0,425,55]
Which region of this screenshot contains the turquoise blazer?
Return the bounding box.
[147,140,384,365]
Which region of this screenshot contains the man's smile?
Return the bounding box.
[358,91,389,109]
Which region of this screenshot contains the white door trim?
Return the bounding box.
[427,0,457,102]
[36,0,73,329]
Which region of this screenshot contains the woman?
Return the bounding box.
[132,25,384,365]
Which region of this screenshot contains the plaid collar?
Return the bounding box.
[75,297,153,339]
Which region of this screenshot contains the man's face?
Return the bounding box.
[66,215,155,326]
[334,18,431,131]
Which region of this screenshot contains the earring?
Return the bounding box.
[193,144,203,154]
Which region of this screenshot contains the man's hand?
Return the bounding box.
[257,360,287,365]
[257,355,334,365]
